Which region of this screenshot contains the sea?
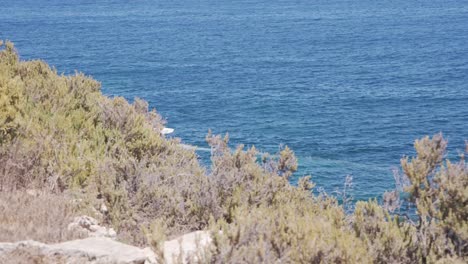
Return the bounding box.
[1,0,467,201]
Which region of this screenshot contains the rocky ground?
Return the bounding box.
[0,215,212,264]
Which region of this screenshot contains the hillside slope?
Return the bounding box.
[0,41,466,263]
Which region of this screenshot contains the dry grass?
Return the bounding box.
[0,246,93,264]
[0,192,83,243]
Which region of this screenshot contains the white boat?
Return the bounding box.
[161,127,174,135]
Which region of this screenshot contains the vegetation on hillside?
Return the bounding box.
[0,41,466,263]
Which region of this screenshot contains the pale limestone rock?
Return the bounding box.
[0,227,213,263]
[68,215,116,239]
[163,231,212,264]
[0,237,157,264]
[26,189,40,197]
[100,203,109,214]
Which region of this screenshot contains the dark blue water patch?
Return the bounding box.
[1,0,467,200]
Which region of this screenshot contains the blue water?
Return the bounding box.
[1,0,467,200]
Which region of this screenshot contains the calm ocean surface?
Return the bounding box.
[1,0,467,200]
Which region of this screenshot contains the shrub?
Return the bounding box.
[353,135,468,263]
[398,134,467,261]
[0,41,209,245]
